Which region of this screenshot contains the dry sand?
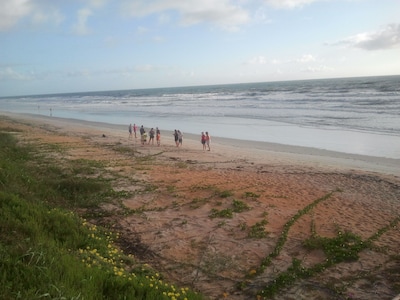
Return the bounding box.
[1,112,400,300]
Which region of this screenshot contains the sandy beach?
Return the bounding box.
[1,112,400,300]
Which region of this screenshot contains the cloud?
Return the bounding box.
[0,67,33,81]
[72,8,93,35]
[247,56,267,65]
[120,0,249,30]
[264,0,319,9]
[0,0,32,31]
[254,7,272,24]
[333,23,400,50]
[31,10,64,26]
[0,0,66,31]
[134,64,155,72]
[67,69,91,78]
[296,54,316,63]
[88,0,108,8]
[302,65,333,73]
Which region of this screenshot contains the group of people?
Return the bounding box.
[129,123,211,151]
[129,124,161,146]
[173,130,183,147]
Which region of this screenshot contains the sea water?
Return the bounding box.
[1,75,400,159]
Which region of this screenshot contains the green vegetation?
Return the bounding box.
[216,189,233,198]
[209,208,233,218]
[248,219,268,239]
[0,132,202,300]
[243,191,260,199]
[209,199,251,219]
[236,190,400,299]
[232,199,250,213]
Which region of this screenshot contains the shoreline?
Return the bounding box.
[2,112,399,177]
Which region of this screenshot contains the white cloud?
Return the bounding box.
[0,67,33,81]
[88,0,108,8]
[264,0,320,9]
[67,69,91,78]
[134,64,155,72]
[296,54,316,63]
[158,13,171,25]
[120,0,249,30]
[0,0,66,31]
[32,10,64,26]
[72,8,93,35]
[247,56,267,65]
[0,0,32,31]
[254,7,272,24]
[333,23,400,50]
[302,65,333,73]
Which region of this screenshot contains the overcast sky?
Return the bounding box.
[1,0,399,96]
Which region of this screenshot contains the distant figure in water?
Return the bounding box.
[50,108,52,116]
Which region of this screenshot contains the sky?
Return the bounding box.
[1,0,399,97]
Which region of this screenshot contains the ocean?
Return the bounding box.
[1,75,400,159]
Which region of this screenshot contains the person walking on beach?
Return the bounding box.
[128,124,133,138]
[141,129,147,145]
[156,127,161,146]
[201,132,206,151]
[173,130,179,147]
[133,123,138,138]
[178,130,183,147]
[205,131,211,151]
[148,128,155,145]
[140,125,145,136]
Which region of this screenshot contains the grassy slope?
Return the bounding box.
[0,131,202,300]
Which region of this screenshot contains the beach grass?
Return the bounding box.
[0,132,203,300]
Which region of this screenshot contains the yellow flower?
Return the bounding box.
[249,269,257,275]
